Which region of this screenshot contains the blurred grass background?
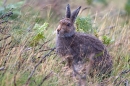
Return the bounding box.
[0,0,130,86]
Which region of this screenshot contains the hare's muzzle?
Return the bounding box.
[57,25,61,34]
[57,29,60,34]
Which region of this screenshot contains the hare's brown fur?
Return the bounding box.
[56,4,112,86]
[56,32,112,75]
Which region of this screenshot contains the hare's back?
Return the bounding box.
[75,32,105,52]
[75,33,112,74]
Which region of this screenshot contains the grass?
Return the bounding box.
[0,0,130,86]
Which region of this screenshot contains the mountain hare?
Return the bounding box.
[56,4,112,86]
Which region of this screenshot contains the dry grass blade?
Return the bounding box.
[0,0,130,86]
[25,47,55,85]
[38,72,53,86]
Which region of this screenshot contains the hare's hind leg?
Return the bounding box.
[72,63,87,86]
[72,54,95,86]
[72,62,92,86]
[72,60,91,86]
[78,76,87,86]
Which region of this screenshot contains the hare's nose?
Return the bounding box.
[57,25,61,34]
[57,29,60,34]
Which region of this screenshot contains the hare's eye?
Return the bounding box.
[67,23,70,26]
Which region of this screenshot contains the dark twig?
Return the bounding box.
[120,69,130,75]
[114,69,130,85]
[0,35,11,41]
[25,47,55,85]
[39,40,51,49]
[39,48,55,52]
[0,11,13,19]
[4,40,12,48]
[38,72,53,86]
[0,20,8,24]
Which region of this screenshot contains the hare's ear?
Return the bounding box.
[65,4,71,18]
[71,6,81,23]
